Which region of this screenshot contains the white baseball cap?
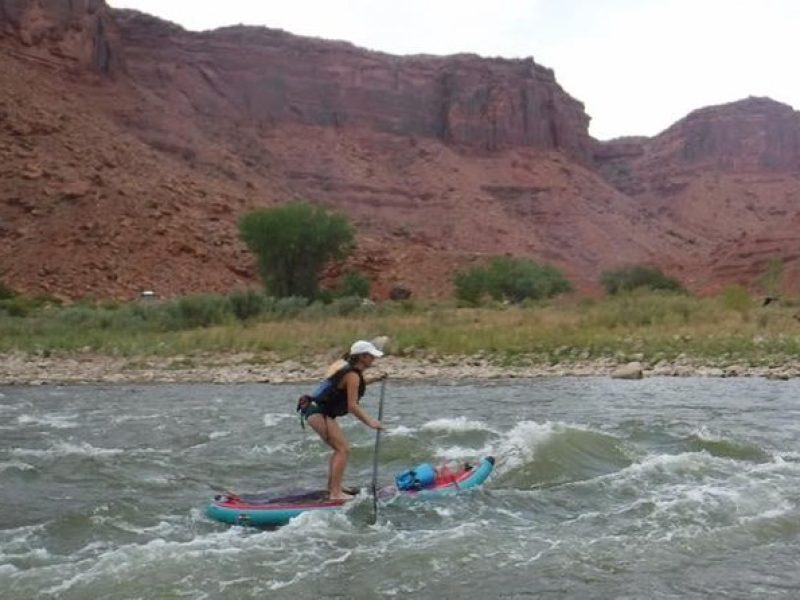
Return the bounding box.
[350,340,384,357]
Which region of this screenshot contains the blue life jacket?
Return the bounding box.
[395,463,436,491]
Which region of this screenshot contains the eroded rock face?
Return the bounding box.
[646,97,800,172]
[1,1,799,301]
[0,0,121,73]
[114,11,593,160]
[594,97,800,294]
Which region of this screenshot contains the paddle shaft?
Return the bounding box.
[370,378,386,523]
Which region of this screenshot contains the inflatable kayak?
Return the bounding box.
[206,456,494,527]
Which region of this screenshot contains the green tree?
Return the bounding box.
[759,257,784,297]
[239,202,354,298]
[336,271,371,298]
[0,278,14,300]
[600,265,684,295]
[454,256,572,305]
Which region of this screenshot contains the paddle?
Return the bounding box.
[368,378,387,525]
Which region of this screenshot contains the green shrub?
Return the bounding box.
[336,271,371,299]
[102,304,158,330]
[162,295,232,330]
[600,265,685,295]
[759,257,784,296]
[271,296,310,319]
[56,305,104,328]
[330,295,367,316]
[721,285,754,318]
[454,257,572,305]
[0,297,31,317]
[0,279,15,300]
[454,267,491,306]
[583,290,701,328]
[228,289,268,321]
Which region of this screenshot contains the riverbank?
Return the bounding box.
[2,351,798,385]
[2,292,800,384]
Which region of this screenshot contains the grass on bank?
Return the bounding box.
[1,289,799,366]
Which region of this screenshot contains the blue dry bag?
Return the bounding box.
[395,463,437,491]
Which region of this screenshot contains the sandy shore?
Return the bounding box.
[1,351,799,385]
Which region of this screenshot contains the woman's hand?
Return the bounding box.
[367,372,388,384]
[370,419,384,431]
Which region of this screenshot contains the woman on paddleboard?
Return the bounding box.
[300,340,386,500]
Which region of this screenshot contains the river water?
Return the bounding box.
[1,377,799,599]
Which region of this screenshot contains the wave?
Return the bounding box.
[584,449,799,503]
[30,520,358,597]
[17,413,79,429]
[421,417,494,434]
[686,426,772,462]
[243,441,302,456]
[385,425,415,437]
[0,460,38,475]
[0,546,51,565]
[11,441,125,458]
[432,444,493,461]
[490,421,634,488]
[111,414,162,424]
[620,456,796,537]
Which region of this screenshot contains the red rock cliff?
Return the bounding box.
[643,97,800,173]
[594,97,800,293]
[1,0,798,300]
[0,0,121,73]
[113,10,593,160]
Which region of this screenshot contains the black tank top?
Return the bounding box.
[317,365,366,418]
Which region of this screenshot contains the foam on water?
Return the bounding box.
[0,546,52,564]
[243,441,301,456]
[431,444,486,461]
[0,460,37,474]
[560,447,800,545]
[421,416,494,433]
[385,425,415,437]
[691,425,727,442]
[263,413,292,428]
[611,450,720,482]
[29,520,318,597]
[0,524,53,571]
[17,413,79,429]
[111,413,162,424]
[489,420,561,472]
[108,518,184,538]
[11,441,125,458]
[3,378,800,599]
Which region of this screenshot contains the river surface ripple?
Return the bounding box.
[1,377,799,599]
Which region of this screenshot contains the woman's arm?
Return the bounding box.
[345,373,382,429]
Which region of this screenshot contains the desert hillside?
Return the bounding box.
[1,0,798,300]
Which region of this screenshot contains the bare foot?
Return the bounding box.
[328,491,355,501]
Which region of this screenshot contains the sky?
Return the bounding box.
[108,0,800,140]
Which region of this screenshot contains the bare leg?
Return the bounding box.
[307,414,353,500]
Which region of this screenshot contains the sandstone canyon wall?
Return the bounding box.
[0,0,121,73]
[1,0,798,300]
[595,97,800,293]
